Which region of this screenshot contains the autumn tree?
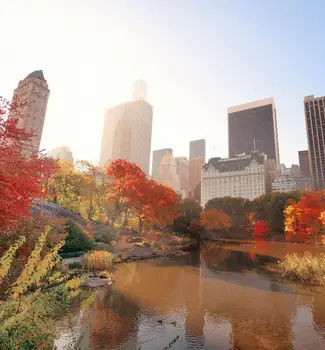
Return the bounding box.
[252,219,270,239]
[284,191,325,243]
[200,209,231,232]
[106,159,180,232]
[173,198,202,236]
[0,97,56,231]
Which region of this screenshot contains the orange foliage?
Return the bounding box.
[284,191,325,242]
[200,209,231,231]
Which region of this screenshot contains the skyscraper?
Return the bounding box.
[304,95,325,190]
[100,82,153,174]
[9,70,50,152]
[189,139,206,160]
[152,148,173,180]
[132,79,147,101]
[158,153,180,192]
[228,98,280,166]
[189,139,206,202]
[175,156,190,198]
[298,150,311,177]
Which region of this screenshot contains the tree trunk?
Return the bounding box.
[123,209,128,227]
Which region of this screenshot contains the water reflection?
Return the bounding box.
[56,242,325,350]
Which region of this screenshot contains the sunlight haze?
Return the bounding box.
[1,0,325,167]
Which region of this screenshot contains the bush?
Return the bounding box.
[279,252,325,285]
[82,250,113,271]
[60,220,94,254]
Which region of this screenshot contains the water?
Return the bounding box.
[56,242,325,350]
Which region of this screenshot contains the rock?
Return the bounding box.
[82,277,114,288]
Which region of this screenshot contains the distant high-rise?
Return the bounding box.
[304,95,325,190]
[228,98,280,166]
[158,153,180,192]
[189,139,205,160]
[132,79,147,101]
[100,93,153,174]
[175,156,190,198]
[189,139,206,202]
[298,150,311,177]
[9,70,50,152]
[48,146,73,163]
[152,148,173,180]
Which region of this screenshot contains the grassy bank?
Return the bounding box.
[279,252,325,285]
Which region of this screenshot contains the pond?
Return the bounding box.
[55,242,325,350]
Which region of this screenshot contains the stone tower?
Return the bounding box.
[9,70,50,152]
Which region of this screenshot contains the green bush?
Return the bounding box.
[60,220,94,254]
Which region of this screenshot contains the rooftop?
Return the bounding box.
[25,70,45,81]
[204,152,266,172]
[228,97,274,114]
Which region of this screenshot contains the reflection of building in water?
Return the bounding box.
[200,244,296,349]
[184,248,205,347]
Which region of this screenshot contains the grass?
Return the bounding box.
[82,250,113,271]
[279,252,325,285]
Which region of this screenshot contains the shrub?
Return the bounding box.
[60,220,94,254]
[82,251,113,271]
[279,252,325,285]
[68,262,82,269]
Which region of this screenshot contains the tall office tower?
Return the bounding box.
[189,139,205,202]
[189,139,206,160]
[48,146,73,163]
[9,70,50,152]
[175,156,190,198]
[158,153,180,192]
[304,95,325,190]
[298,150,311,177]
[100,82,153,175]
[152,148,173,180]
[132,79,147,101]
[228,98,280,167]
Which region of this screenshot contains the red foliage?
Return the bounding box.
[0,97,56,230]
[253,219,270,239]
[106,159,180,230]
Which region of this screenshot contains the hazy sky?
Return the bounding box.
[1,0,325,168]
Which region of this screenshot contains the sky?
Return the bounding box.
[1,0,325,168]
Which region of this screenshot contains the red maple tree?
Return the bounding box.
[106,159,180,231]
[0,97,56,230]
[253,219,270,239]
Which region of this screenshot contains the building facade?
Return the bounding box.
[298,150,311,177]
[228,98,280,166]
[9,70,50,152]
[189,139,205,202]
[99,100,153,175]
[48,146,73,163]
[304,95,325,190]
[151,148,173,181]
[295,176,314,191]
[201,152,267,208]
[175,156,190,198]
[158,153,180,192]
[272,174,297,192]
[190,139,206,160]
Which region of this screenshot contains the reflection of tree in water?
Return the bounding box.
[86,288,138,349]
[201,242,277,273]
[200,243,296,349]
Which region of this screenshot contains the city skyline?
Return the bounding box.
[1,1,325,167]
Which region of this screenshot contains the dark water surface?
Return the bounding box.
[56,242,325,350]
